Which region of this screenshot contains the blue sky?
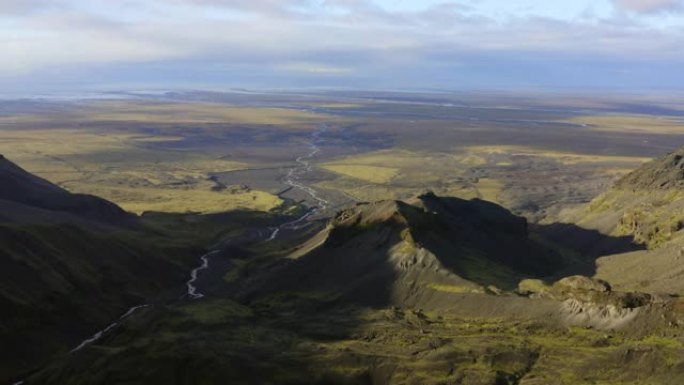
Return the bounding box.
[1,0,684,93]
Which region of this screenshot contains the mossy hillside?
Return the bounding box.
[581,148,684,250]
[0,207,285,384]
[24,297,684,385]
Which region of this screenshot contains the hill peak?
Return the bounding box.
[331,198,427,230]
[253,193,561,307]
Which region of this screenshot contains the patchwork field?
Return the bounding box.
[1,91,684,221]
[0,99,346,214]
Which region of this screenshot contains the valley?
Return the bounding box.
[3,90,684,384]
[7,0,684,383]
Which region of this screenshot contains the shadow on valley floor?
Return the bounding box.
[532,222,646,280]
[18,196,648,385]
[22,207,652,385]
[408,196,645,290]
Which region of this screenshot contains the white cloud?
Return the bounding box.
[1,0,683,89]
[0,0,50,14]
[612,0,684,13]
[278,62,354,74]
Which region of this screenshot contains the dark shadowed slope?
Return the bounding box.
[0,155,199,383]
[0,154,133,225]
[23,192,684,385]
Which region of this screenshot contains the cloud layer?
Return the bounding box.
[1,0,683,91]
[613,0,684,13]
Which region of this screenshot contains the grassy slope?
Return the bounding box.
[12,190,684,385]
[0,206,284,383]
[0,220,195,382]
[541,146,684,294]
[23,293,684,385]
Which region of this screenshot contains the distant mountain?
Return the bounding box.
[253,192,562,307]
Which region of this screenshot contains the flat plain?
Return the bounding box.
[2,91,683,221]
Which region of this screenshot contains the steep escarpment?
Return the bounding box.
[252,193,563,307]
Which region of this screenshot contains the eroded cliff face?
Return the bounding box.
[517,275,659,330]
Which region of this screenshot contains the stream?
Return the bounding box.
[186,123,330,297]
[13,123,334,385]
[50,124,332,373]
[266,124,330,240]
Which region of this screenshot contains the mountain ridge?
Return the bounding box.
[615,147,684,191]
[249,192,563,308]
[0,154,134,225]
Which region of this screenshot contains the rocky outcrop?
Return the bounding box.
[518,275,654,329]
[560,298,641,330]
[555,275,612,292]
[615,148,684,190]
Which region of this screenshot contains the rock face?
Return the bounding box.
[555,275,611,293]
[615,148,684,190]
[560,298,641,330]
[564,144,684,296]
[517,275,654,330]
[604,148,684,247]
[518,275,650,306]
[254,193,563,307]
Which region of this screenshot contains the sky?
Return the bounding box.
[1,0,684,93]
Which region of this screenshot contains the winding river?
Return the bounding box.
[186,123,330,296]
[266,124,330,241]
[49,124,332,372]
